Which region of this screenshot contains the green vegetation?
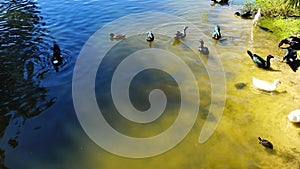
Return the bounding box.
[258,17,300,40]
[254,0,300,40]
[256,0,300,17]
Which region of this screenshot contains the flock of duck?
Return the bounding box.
[51,0,300,150]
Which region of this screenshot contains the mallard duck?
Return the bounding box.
[283,48,297,63]
[288,109,300,123]
[253,8,261,26]
[109,33,126,40]
[212,25,221,40]
[258,137,273,149]
[146,31,154,42]
[252,77,280,92]
[51,42,62,66]
[247,50,274,69]
[278,36,300,50]
[198,39,209,55]
[174,26,188,40]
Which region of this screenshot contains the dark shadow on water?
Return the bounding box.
[266,67,281,72]
[291,122,300,128]
[0,0,56,168]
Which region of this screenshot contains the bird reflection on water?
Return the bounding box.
[0,0,57,168]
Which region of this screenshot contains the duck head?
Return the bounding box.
[278,38,288,47]
[199,39,204,46]
[272,79,281,86]
[234,12,241,16]
[267,55,274,60]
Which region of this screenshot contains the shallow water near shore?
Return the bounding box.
[1,0,300,168]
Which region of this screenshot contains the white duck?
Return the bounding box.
[253,8,261,26]
[174,26,188,40]
[252,77,280,92]
[288,109,300,123]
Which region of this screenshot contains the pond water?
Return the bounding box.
[1,0,300,169]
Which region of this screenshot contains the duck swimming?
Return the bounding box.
[212,25,221,40]
[278,36,300,50]
[174,26,188,40]
[211,0,229,4]
[198,39,209,55]
[252,77,280,92]
[247,50,274,69]
[234,10,252,19]
[146,31,154,42]
[258,137,273,149]
[52,42,63,67]
[109,33,126,40]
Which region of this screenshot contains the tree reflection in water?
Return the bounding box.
[0,0,56,168]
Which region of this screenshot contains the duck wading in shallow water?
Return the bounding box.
[198,39,209,55]
[283,48,297,63]
[278,36,300,50]
[109,33,126,40]
[52,42,63,72]
[288,109,300,123]
[258,137,273,149]
[212,25,221,40]
[247,50,274,69]
[252,77,280,92]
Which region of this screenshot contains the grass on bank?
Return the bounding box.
[254,0,300,40]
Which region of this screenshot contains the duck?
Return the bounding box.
[51,42,63,66]
[146,31,154,42]
[247,50,274,69]
[253,8,261,26]
[234,10,252,19]
[174,26,188,40]
[198,39,209,55]
[258,137,273,149]
[288,109,300,123]
[283,48,297,63]
[252,77,280,92]
[278,36,300,50]
[109,33,126,40]
[212,25,221,40]
[211,0,229,4]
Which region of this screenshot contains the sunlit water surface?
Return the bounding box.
[1,0,300,169]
